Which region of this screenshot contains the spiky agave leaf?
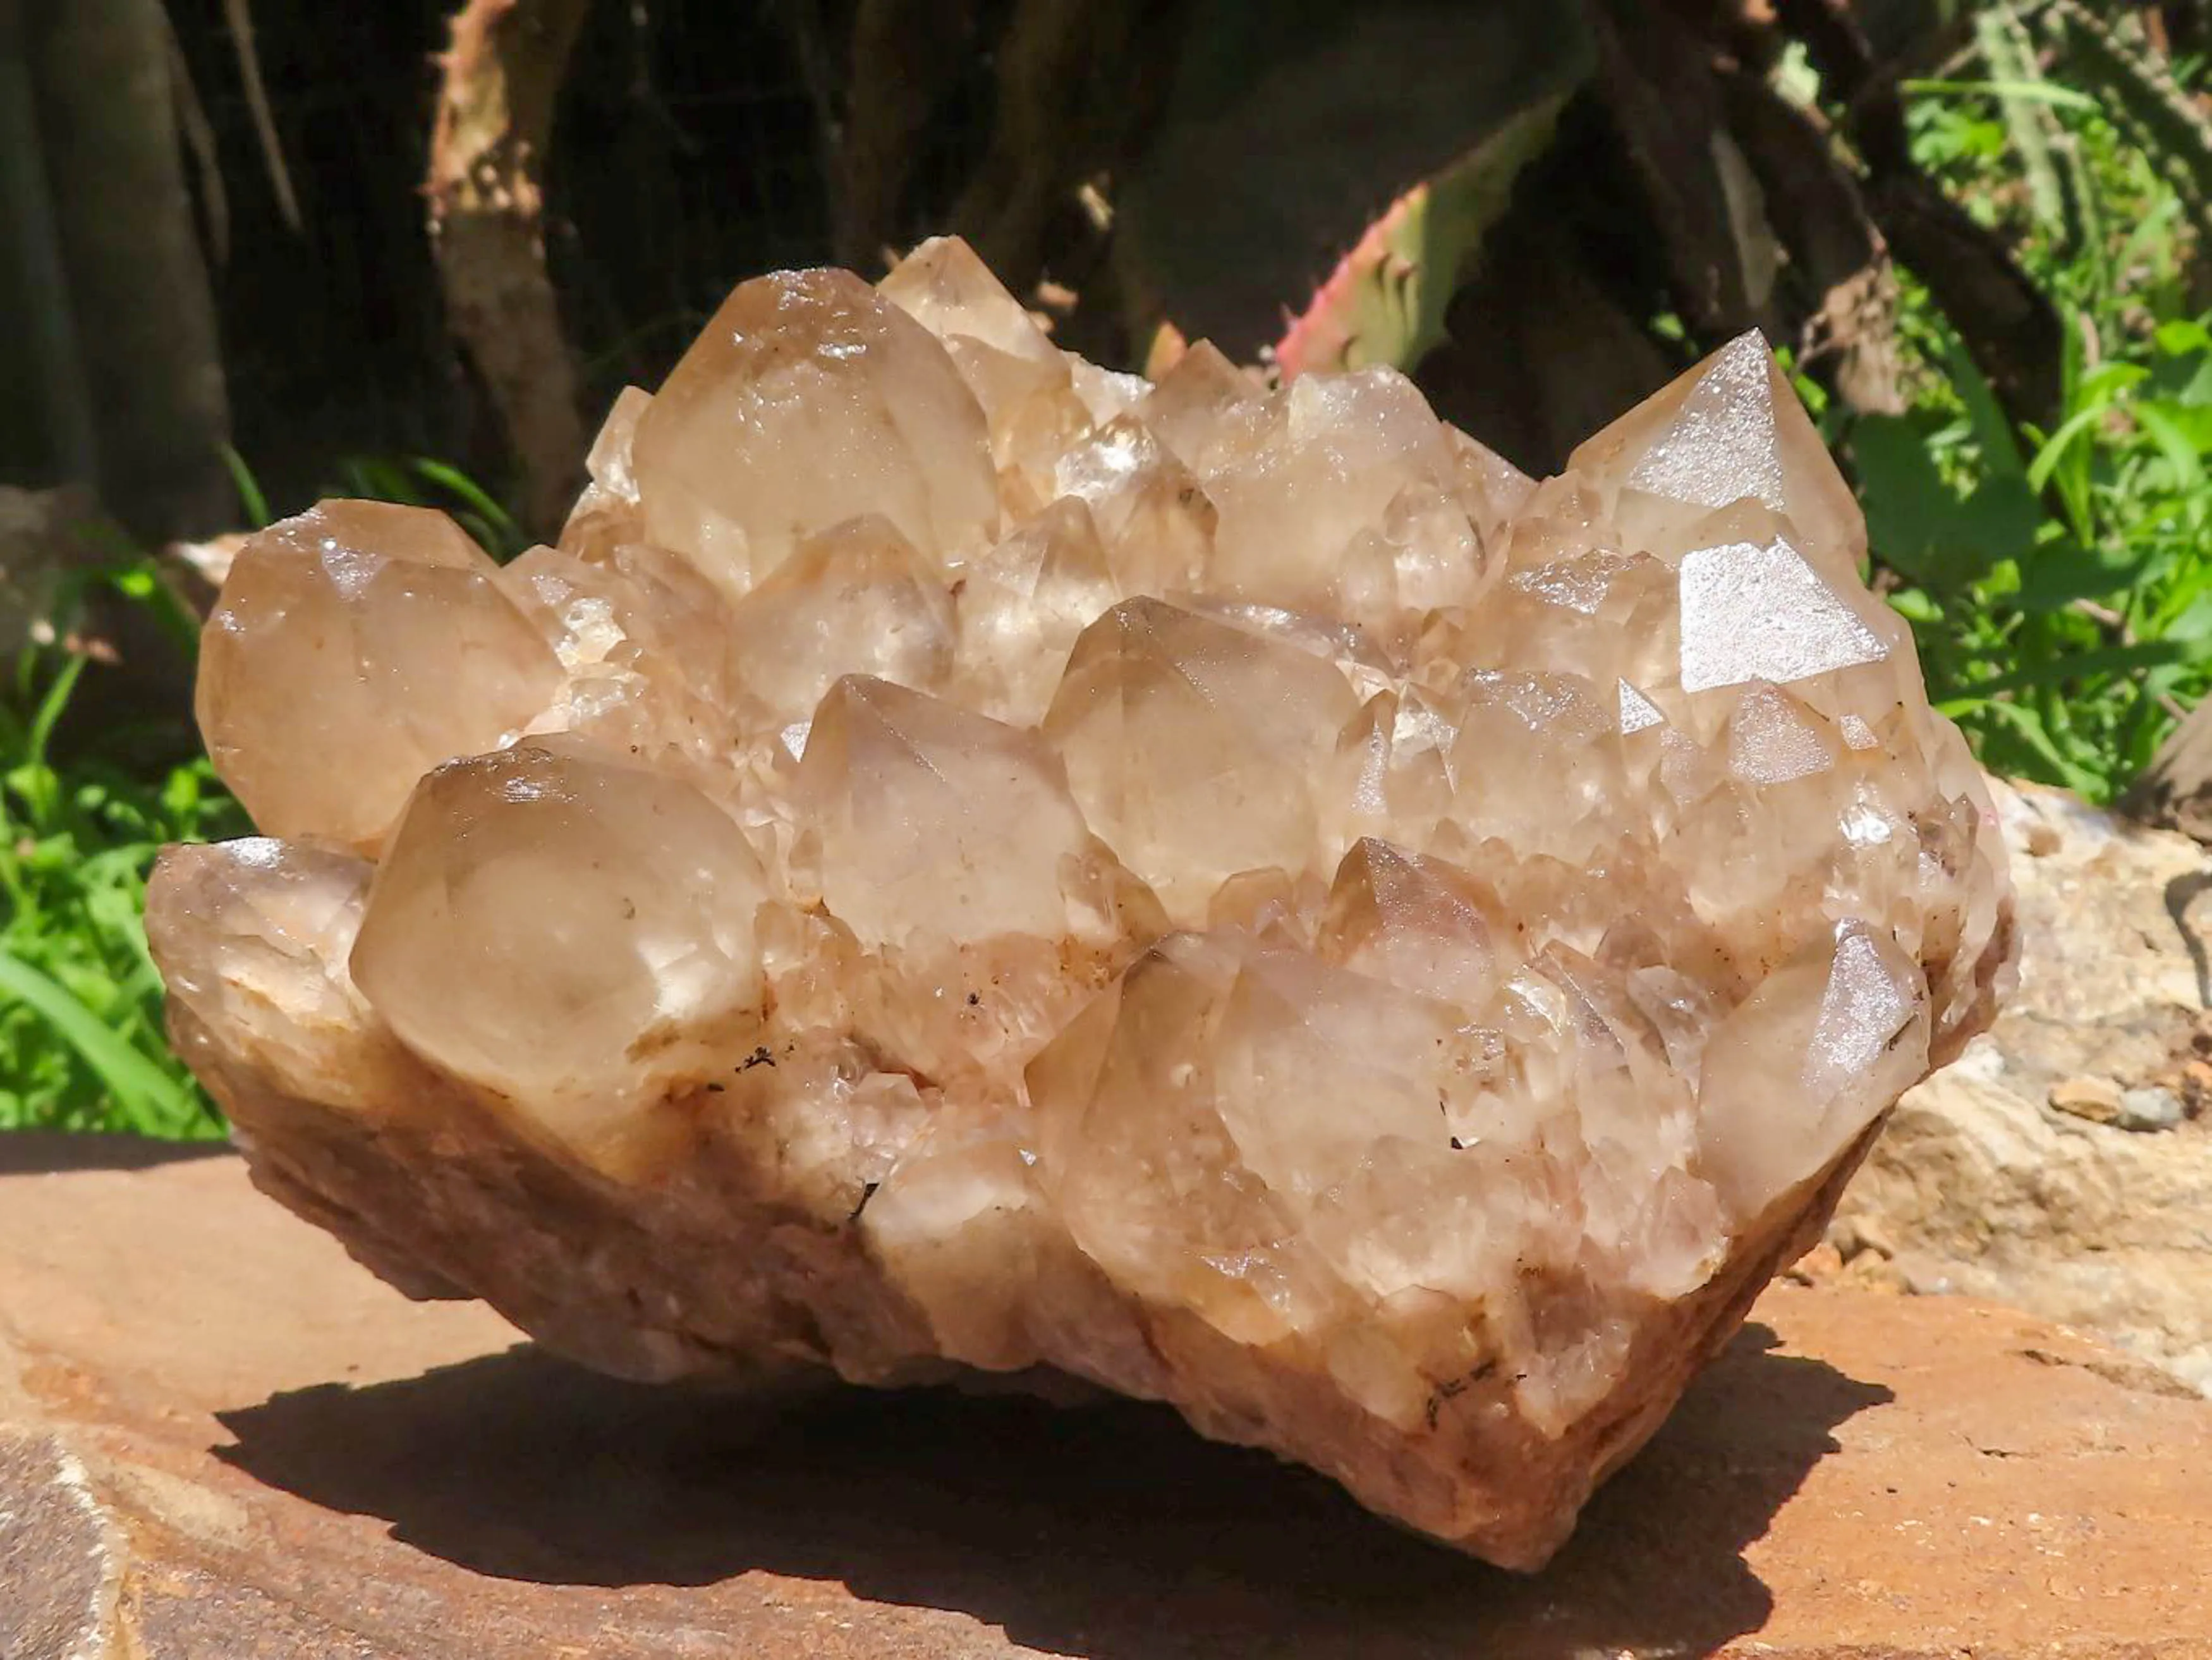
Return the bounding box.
[1274,91,1572,379]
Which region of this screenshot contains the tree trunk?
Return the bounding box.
[1775,0,2062,434]
[5,0,231,544]
[827,0,980,270]
[427,0,590,540]
[0,0,94,501]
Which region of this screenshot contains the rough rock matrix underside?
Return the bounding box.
[146,238,2014,1569]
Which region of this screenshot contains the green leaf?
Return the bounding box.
[2133,401,2207,492]
[1886,586,1943,624]
[2156,318,2212,357]
[1902,77,2103,113]
[1942,332,2028,477]
[2014,540,2154,612]
[2156,585,2212,645]
[0,950,197,1133]
[1854,413,2038,588]
[1956,638,2191,699]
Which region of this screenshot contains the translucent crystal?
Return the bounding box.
[498,539,743,763]
[197,502,562,853]
[1677,534,1890,695]
[878,235,1060,369]
[1571,331,1865,578]
[1198,366,1460,608]
[954,497,1120,725]
[351,742,770,1151]
[632,267,999,594]
[150,245,2013,1572]
[558,384,654,558]
[147,838,418,1120]
[1043,597,1362,923]
[1318,837,1515,1011]
[793,675,1117,947]
[724,516,957,726]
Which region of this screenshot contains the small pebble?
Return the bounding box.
[2048,1076,2183,1132]
[2048,1076,2122,1125]
[2116,1085,2185,1133]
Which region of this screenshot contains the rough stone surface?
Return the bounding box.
[0,1429,119,1660]
[1833,778,2212,1393]
[2,1141,2209,1660]
[147,241,2014,1567]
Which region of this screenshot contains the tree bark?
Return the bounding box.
[1775,0,2062,434]
[826,0,979,270]
[427,0,591,540]
[7,0,231,542]
[0,0,93,498]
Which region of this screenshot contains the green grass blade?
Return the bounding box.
[2026,403,2111,492]
[26,652,84,769]
[0,950,195,1132]
[1902,77,2103,113]
[1974,700,2110,797]
[409,458,522,553]
[219,444,272,528]
[16,654,86,828]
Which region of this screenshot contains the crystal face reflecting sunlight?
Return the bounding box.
[148,241,2014,1572]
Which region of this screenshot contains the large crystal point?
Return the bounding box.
[149,241,2014,1571]
[793,675,1121,947]
[351,743,770,1152]
[196,502,562,854]
[1570,331,1865,579]
[632,267,999,593]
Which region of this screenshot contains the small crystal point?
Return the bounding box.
[1201,365,1459,608]
[879,235,1060,365]
[257,498,494,572]
[955,496,1120,725]
[156,246,2013,1571]
[726,515,957,724]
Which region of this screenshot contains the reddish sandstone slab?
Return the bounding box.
[1,1137,2208,1659]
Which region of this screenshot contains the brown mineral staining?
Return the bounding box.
[148,237,2014,1569]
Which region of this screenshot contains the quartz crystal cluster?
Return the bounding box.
[147,239,2013,1569]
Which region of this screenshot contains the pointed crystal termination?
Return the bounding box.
[351,742,771,1152]
[632,267,1000,595]
[197,501,563,855]
[1569,331,1866,582]
[148,240,2014,1572]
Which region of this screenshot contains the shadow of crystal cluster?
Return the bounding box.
[145,237,2014,1570]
